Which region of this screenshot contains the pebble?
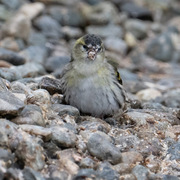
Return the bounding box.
[125,19,149,39]
[11,104,45,127]
[0,47,25,65]
[51,126,77,148]
[1,13,31,41]
[34,15,63,39]
[87,132,122,165]
[132,165,149,180]
[0,91,24,117]
[136,88,162,101]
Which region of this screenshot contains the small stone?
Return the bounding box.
[80,2,118,25]
[39,76,62,95]
[1,0,24,9]
[34,15,63,39]
[23,167,45,180]
[113,163,132,174]
[120,2,153,21]
[51,126,77,148]
[0,60,12,68]
[62,26,83,39]
[45,56,70,73]
[104,37,127,55]
[0,67,21,81]
[0,37,25,52]
[136,88,162,101]
[97,162,119,180]
[86,24,123,38]
[121,151,143,164]
[0,5,12,21]
[12,104,45,127]
[119,174,136,180]
[19,2,45,20]
[73,169,97,179]
[0,78,9,91]
[168,142,180,160]
[132,165,149,180]
[19,45,49,64]
[19,124,52,141]
[0,91,24,117]
[87,132,122,164]
[163,175,179,180]
[52,104,80,117]
[80,157,95,169]
[15,133,45,171]
[146,31,175,62]
[125,19,149,39]
[1,13,31,41]
[122,111,155,126]
[0,47,25,65]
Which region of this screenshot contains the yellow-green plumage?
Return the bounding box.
[60,34,127,117]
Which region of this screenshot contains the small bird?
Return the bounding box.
[60,34,127,118]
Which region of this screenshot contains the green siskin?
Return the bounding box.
[60,34,127,118]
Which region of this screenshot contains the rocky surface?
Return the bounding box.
[0,0,180,179]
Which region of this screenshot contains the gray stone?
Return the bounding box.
[132,165,149,180]
[86,24,123,38]
[20,46,49,64]
[97,162,119,180]
[11,81,32,94]
[73,169,97,180]
[52,104,80,117]
[0,5,12,21]
[3,168,24,180]
[80,2,118,25]
[146,31,175,62]
[15,134,45,171]
[28,31,47,46]
[1,0,24,9]
[1,13,31,41]
[62,26,83,39]
[0,91,24,117]
[12,104,45,126]
[39,76,62,95]
[48,6,85,27]
[87,132,122,164]
[45,56,70,72]
[34,15,63,39]
[120,2,153,21]
[0,37,25,52]
[163,175,179,180]
[0,148,15,163]
[51,126,77,148]
[0,78,9,91]
[23,167,45,180]
[0,47,25,65]
[168,142,180,160]
[80,157,95,169]
[125,19,149,39]
[104,37,128,55]
[160,88,180,108]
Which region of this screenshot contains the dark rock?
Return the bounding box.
[0,47,25,65]
[51,126,77,148]
[34,15,63,39]
[52,104,80,117]
[146,31,175,62]
[12,104,45,126]
[132,165,149,180]
[97,162,119,180]
[39,77,62,94]
[125,19,149,39]
[168,142,180,160]
[0,91,24,117]
[73,169,97,180]
[87,132,122,164]
[45,56,70,72]
[23,167,45,180]
[120,2,153,21]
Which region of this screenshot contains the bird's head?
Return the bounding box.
[72,34,105,62]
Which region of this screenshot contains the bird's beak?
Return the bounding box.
[87,49,97,61]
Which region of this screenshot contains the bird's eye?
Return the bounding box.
[83,45,88,51]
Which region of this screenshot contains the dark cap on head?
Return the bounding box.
[83,34,102,47]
